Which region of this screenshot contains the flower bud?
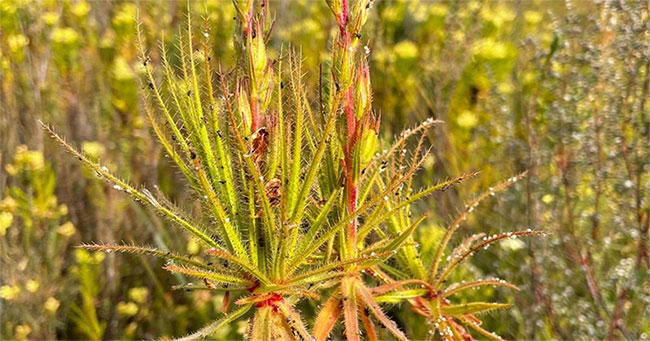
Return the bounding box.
[358,128,378,168]
[354,59,372,119]
[236,83,252,134]
[333,37,354,91]
[232,0,254,24]
[351,0,372,35]
[259,66,274,113]
[251,21,267,79]
[326,0,347,31]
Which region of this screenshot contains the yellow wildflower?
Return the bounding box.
[0,211,13,235]
[26,280,39,293]
[0,285,21,300]
[128,287,149,304]
[44,297,60,312]
[116,301,139,316]
[57,221,76,237]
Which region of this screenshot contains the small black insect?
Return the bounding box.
[187,90,192,96]
[148,82,154,90]
[190,151,197,159]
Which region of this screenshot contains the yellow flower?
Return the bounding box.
[498,82,514,95]
[472,38,510,60]
[52,27,80,46]
[457,110,478,128]
[57,221,76,237]
[429,4,448,17]
[93,251,105,263]
[7,34,29,54]
[4,164,17,176]
[81,141,105,159]
[15,324,32,340]
[76,249,103,265]
[125,322,138,336]
[394,40,418,61]
[42,12,59,25]
[116,301,139,316]
[0,285,21,300]
[542,194,554,204]
[112,3,136,28]
[44,297,60,312]
[523,71,536,85]
[186,238,200,255]
[26,280,39,293]
[111,57,135,82]
[524,11,542,25]
[71,1,91,17]
[128,287,149,304]
[1,1,17,15]
[452,31,465,43]
[12,146,45,171]
[0,211,13,235]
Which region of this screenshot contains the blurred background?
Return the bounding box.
[1,0,648,339]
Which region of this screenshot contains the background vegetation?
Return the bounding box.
[1,0,648,339]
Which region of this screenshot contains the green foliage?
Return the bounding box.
[0,146,75,339]
[70,250,106,341]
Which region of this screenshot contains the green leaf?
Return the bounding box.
[441,302,511,316]
[374,289,429,303]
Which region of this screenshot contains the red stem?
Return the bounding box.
[251,96,260,132]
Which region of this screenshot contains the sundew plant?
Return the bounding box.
[42,0,543,339]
